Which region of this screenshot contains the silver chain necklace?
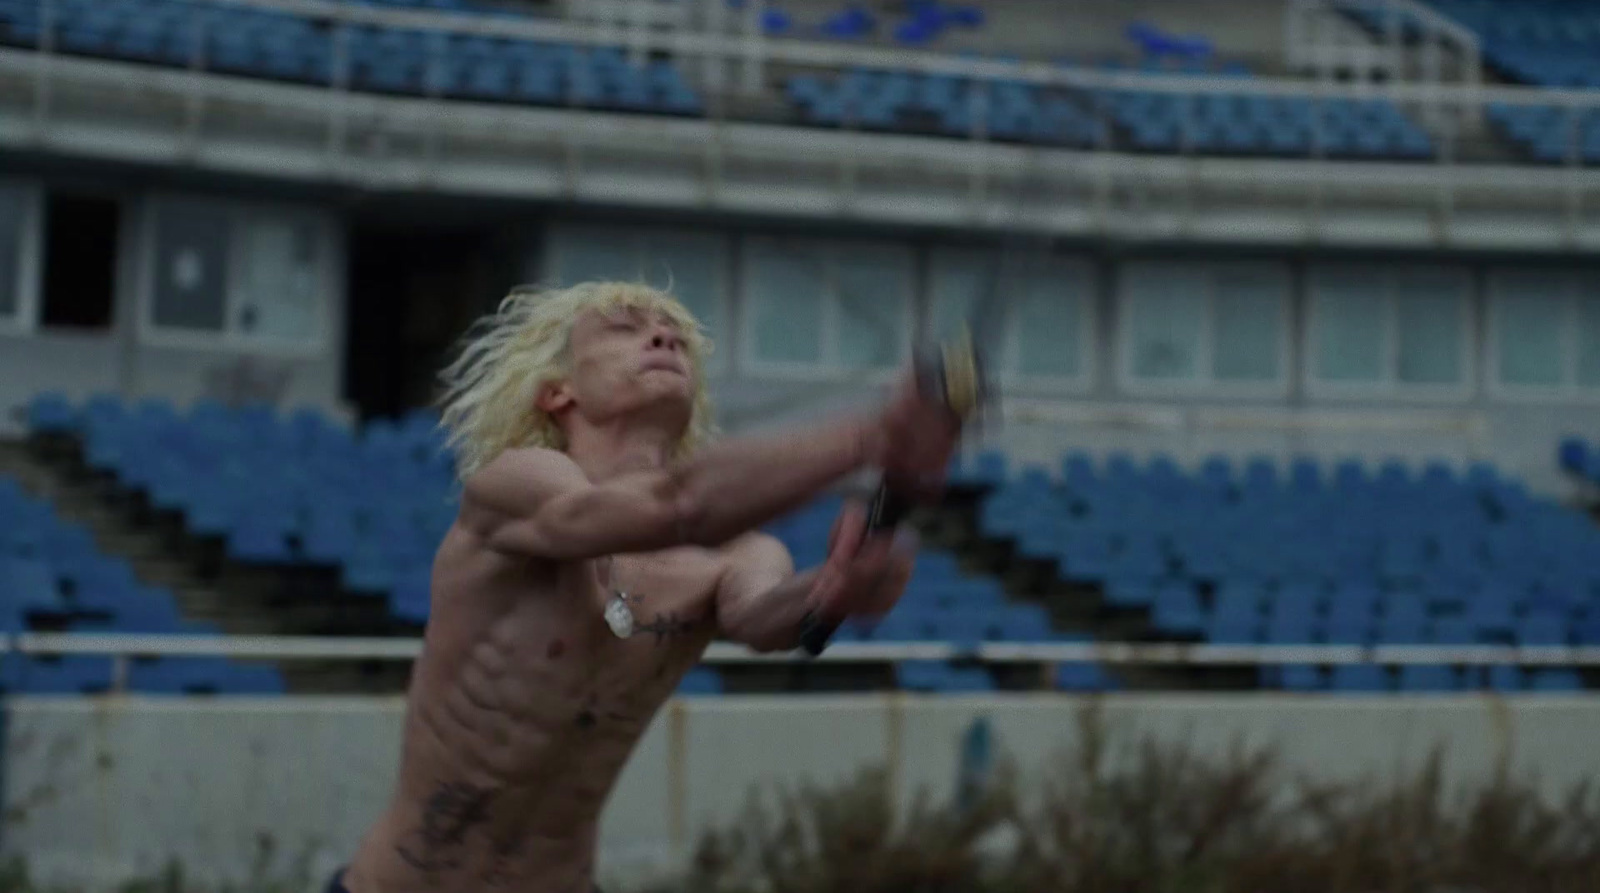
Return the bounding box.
[601,555,637,639]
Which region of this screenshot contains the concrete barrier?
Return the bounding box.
[3,692,1598,891]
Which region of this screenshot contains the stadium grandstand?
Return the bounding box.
[2,0,1600,890]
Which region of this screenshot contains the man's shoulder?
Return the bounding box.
[480,446,579,475]
[465,447,582,490]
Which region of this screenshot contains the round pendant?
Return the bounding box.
[604,594,635,639]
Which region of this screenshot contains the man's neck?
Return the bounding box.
[564,423,676,482]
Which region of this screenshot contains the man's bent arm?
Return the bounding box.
[462,414,879,561]
[714,534,821,653]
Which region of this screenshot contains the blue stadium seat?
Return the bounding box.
[1055,662,1115,691]
[1151,582,1204,636]
[677,667,723,696]
[1528,669,1583,692]
[11,656,114,695]
[1397,664,1459,692]
[1330,664,1390,693]
[26,392,76,434]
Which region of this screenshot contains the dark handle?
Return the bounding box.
[797,481,914,656]
[796,335,983,658]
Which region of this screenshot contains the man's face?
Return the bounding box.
[548,304,695,428]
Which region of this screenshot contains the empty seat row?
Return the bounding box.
[1262,663,1584,693]
[0,655,286,696]
[31,396,1058,660]
[896,660,1117,693]
[783,56,1434,160]
[0,0,702,115]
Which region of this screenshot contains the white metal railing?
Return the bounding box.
[5,635,1593,694]
[1284,0,1483,131]
[10,633,1600,666]
[1287,0,1482,86]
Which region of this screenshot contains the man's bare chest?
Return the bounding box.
[594,548,722,645]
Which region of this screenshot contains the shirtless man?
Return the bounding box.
[335,281,963,893]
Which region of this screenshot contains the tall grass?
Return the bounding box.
[644,705,1600,893]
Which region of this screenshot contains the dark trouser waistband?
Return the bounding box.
[327,867,601,892]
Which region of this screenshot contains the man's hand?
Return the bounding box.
[876,366,964,499]
[809,500,917,621]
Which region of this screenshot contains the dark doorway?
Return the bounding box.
[40,192,119,329]
[344,223,527,421]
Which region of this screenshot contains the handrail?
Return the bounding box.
[9,633,1600,666]
[129,0,1589,108]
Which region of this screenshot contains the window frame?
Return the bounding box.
[1303,262,1476,403]
[136,195,335,356]
[738,235,913,383]
[925,246,1098,396]
[545,223,733,377]
[0,180,43,338]
[1115,259,1293,399]
[1485,267,1600,404]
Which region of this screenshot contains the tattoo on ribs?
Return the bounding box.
[575,694,599,730]
[394,781,495,873]
[633,611,701,644]
[483,829,527,887]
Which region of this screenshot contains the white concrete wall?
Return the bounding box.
[0,190,349,438]
[5,693,1600,892]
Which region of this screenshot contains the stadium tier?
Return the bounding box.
[17,393,1599,696]
[0,0,704,114]
[0,0,1444,160]
[22,393,1115,695]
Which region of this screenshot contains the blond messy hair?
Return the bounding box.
[436,280,717,480]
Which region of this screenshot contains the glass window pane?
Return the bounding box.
[1312,270,1385,383]
[1394,269,1465,385]
[928,249,994,344]
[1013,258,1086,379]
[0,184,24,320]
[237,217,319,342]
[1211,267,1284,383]
[641,232,726,368]
[1493,271,1567,387]
[746,240,824,365]
[835,244,909,371]
[150,199,230,333]
[1125,265,1202,381]
[1575,286,1600,389]
[553,227,638,284]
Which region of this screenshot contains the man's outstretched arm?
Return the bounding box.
[460,412,881,562]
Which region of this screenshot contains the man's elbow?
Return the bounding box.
[725,627,798,655]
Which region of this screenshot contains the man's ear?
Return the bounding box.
[535,378,575,417]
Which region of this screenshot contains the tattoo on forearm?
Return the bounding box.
[394,781,495,873]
